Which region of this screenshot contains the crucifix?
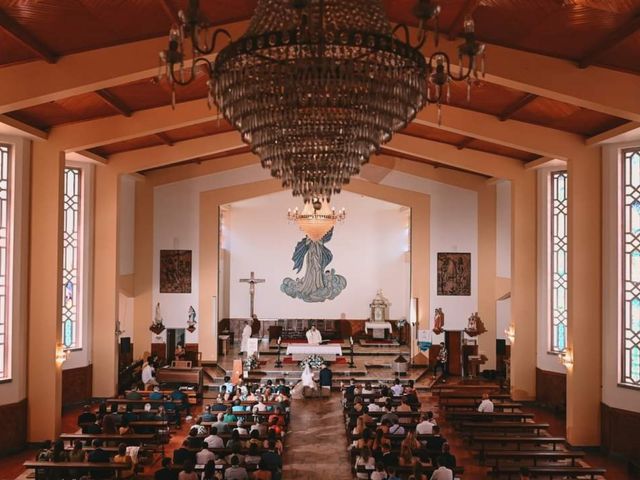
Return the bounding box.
[239,271,265,317]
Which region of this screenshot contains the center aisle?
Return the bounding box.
[282,393,353,480]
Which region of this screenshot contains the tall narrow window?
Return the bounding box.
[623,148,640,386]
[0,145,10,379]
[62,167,82,349]
[550,171,568,353]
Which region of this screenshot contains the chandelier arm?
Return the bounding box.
[447,53,476,82]
[168,57,211,87]
[190,26,233,56]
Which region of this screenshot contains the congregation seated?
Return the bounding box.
[77,405,97,426]
[173,439,197,466]
[225,454,249,480]
[477,392,495,413]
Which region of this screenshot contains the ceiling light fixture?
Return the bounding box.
[159,0,485,201]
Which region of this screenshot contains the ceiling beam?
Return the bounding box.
[411,26,640,121]
[66,150,109,165]
[448,0,481,40]
[578,12,640,69]
[49,99,221,151]
[94,89,132,117]
[413,104,586,160]
[155,131,174,146]
[585,121,640,146]
[0,9,57,63]
[0,20,248,114]
[456,137,474,150]
[158,0,180,25]
[499,93,538,121]
[524,156,566,170]
[0,114,48,140]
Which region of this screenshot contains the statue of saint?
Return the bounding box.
[464,312,487,337]
[187,305,197,333]
[433,308,445,334]
[150,302,166,334]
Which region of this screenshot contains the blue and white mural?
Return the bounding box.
[280,228,347,302]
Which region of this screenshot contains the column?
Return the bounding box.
[28,142,64,441]
[133,179,153,360]
[92,165,119,397]
[477,183,497,370]
[510,171,537,400]
[566,150,602,446]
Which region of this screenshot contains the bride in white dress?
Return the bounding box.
[292,364,317,399]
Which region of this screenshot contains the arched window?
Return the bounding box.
[550,171,568,353]
[622,147,640,386]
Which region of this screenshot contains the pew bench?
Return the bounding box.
[462,422,550,440]
[23,461,129,479]
[473,436,566,456]
[483,449,586,468]
[487,465,606,479]
[59,433,156,446]
[355,464,464,478]
[444,402,523,412]
[447,411,535,423]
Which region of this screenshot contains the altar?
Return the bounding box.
[364,321,392,339]
[285,344,343,361]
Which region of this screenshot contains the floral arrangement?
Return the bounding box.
[243,354,259,371]
[299,354,326,370]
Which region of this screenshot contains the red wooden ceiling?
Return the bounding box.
[0,0,637,72]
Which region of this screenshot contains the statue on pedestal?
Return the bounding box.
[149,302,166,335]
[433,308,445,334]
[464,312,487,337]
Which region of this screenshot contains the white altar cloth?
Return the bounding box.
[365,321,392,339]
[286,344,343,361]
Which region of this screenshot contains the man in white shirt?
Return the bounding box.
[477,393,495,413]
[196,442,216,465]
[306,325,323,344]
[203,427,224,449]
[252,396,267,413]
[430,463,453,480]
[390,378,404,397]
[416,413,434,435]
[141,357,158,389]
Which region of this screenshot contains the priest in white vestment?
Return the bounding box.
[306,325,323,345]
[240,321,252,354]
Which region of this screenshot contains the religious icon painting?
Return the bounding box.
[437,252,471,296]
[159,250,192,293]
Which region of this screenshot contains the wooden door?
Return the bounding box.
[445,330,463,376]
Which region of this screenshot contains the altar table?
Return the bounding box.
[285,344,343,361]
[364,321,392,339]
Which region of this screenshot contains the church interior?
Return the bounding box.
[0,0,639,479]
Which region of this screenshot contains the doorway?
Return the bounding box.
[166,328,185,364]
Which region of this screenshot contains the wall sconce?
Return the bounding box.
[55,344,69,365]
[505,324,515,344]
[559,349,573,369]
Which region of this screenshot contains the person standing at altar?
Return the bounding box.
[240,321,252,355]
[305,324,322,344]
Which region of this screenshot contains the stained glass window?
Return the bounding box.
[62,168,82,349]
[0,145,10,379]
[550,171,568,353]
[623,148,640,386]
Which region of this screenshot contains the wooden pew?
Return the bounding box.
[355,465,464,478]
[59,433,156,446]
[438,392,512,402]
[23,461,129,479]
[483,449,586,468]
[462,422,550,439]
[487,465,606,479]
[443,402,522,412]
[447,411,535,423]
[473,435,566,455]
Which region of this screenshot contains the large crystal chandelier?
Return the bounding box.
[160,0,485,202]
[288,198,346,241]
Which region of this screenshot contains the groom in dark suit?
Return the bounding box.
[319,362,333,397]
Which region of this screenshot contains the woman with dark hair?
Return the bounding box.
[179,459,198,480]
[101,414,117,434]
[262,430,283,455]
[51,439,68,462]
[252,460,272,480]
[119,417,133,435]
[226,429,243,450]
[201,460,217,480]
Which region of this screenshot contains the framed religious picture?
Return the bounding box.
[160,250,192,293]
[437,252,471,296]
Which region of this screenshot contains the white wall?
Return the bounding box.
[0,136,30,405]
[536,168,566,374]
[227,190,410,319]
[152,163,479,342]
[118,175,136,276]
[603,143,640,413]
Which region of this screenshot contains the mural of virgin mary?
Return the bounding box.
[281,228,347,302]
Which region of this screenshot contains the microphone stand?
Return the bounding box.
[274,337,283,368]
[348,336,356,368]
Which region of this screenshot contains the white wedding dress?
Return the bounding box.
[292,365,317,399]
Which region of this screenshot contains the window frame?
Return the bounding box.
[61,166,84,351]
[620,146,640,389]
[0,144,13,381]
[548,170,568,355]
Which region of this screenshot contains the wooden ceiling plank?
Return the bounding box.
[155,131,174,146]
[0,113,48,140]
[578,12,640,69]
[158,0,180,25]
[94,89,132,117]
[0,9,57,64]
[456,137,474,150]
[448,0,481,40]
[499,93,538,122]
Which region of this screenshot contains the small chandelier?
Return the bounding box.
[287,198,346,241]
[160,0,485,202]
